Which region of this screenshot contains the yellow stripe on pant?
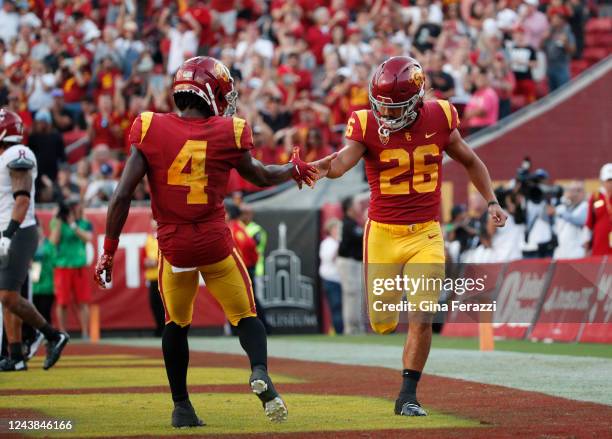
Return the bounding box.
[364,219,445,334]
[158,250,257,327]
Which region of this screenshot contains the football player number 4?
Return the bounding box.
[167,140,209,204]
[380,144,439,195]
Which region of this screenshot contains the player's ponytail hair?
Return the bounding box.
[174,92,214,118]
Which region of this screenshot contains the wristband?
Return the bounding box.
[487,200,500,207]
[3,219,21,239]
[103,237,119,255]
[13,190,30,200]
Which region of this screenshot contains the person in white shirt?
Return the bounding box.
[553,181,588,259]
[0,108,69,372]
[319,218,344,334]
[158,9,200,75]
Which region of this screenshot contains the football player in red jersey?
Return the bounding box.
[313,56,507,417]
[93,56,329,428]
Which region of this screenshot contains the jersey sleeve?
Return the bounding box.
[436,100,460,132]
[5,146,36,170]
[231,117,254,152]
[128,111,154,150]
[345,110,369,143]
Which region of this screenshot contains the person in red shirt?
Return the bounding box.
[94,57,122,100]
[306,7,333,65]
[586,164,612,256]
[183,0,215,51]
[88,94,122,152]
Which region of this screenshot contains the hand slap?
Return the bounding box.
[289,147,319,189]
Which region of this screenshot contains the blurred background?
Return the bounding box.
[0,0,610,342]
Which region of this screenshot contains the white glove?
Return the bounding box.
[0,236,10,257]
[0,236,11,269]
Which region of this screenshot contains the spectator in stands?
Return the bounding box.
[519,0,550,49]
[337,196,364,335]
[463,66,499,134]
[0,69,9,107]
[568,0,588,59]
[490,53,516,119]
[57,55,90,122]
[87,94,122,153]
[586,164,612,256]
[0,1,19,46]
[25,60,55,113]
[32,225,56,325]
[508,26,538,105]
[320,218,344,335]
[553,181,588,259]
[142,219,164,337]
[49,89,76,132]
[159,7,200,75]
[56,164,81,201]
[49,197,93,340]
[427,53,455,100]
[543,13,576,91]
[28,109,66,199]
[84,163,119,207]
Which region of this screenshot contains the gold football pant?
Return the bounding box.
[158,248,257,327]
[364,219,445,334]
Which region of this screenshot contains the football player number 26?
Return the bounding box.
[167,140,209,204]
[380,144,439,195]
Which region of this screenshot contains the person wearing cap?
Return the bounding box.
[519,0,550,49]
[585,164,612,256]
[84,162,119,207]
[28,109,66,199]
[49,89,75,132]
[49,196,94,339]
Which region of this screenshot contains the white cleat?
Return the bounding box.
[264,397,288,423]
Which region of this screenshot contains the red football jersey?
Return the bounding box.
[345,100,459,225]
[129,112,253,266]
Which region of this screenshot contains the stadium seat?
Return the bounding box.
[570,60,590,78]
[585,17,612,33]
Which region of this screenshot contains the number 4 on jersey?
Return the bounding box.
[167,140,209,204]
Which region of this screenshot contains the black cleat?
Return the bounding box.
[249,366,288,423]
[395,398,428,416]
[0,357,27,372]
[43,332,70,370]
[26,331,45,361]
[171,400,205,428]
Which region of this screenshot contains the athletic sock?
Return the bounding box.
[398,369,422,401]
[39,324,60,342]
[162,322,190,403]
[236,317,267,371]
[10,342,24,362]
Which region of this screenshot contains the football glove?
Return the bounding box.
[94,237,119,288]
[289,147,318,189]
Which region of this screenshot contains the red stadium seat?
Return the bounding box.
[582,47,610,64]
[585,17,612,33]
[570,60,590,78]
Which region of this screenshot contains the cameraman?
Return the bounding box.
[49,197,93,339]
[552,181,588,259]
[515,164,562,258]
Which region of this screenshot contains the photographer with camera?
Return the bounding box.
[49,196,93,340]
[510,158,564,258]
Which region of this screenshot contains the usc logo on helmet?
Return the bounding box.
[214,62,230,83]
[410,67,425,89]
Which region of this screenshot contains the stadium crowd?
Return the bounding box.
[0,0,595,204]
